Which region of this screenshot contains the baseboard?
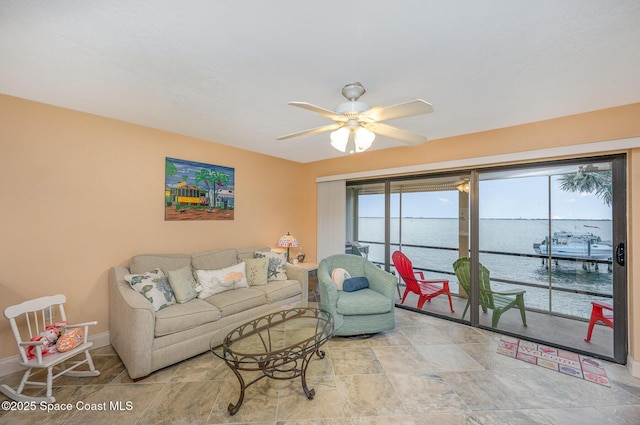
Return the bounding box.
[0,331,111,378]
[628,353,639,379]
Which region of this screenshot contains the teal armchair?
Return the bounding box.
[318,254,396,336]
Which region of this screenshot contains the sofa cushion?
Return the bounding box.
[343,276,369,292]
[253,279,301,303]
[167,266,201,303]
[245,257,268,286]
[331,268,351,291]
[195,262,249,298]
[336,288,393,316]
[125,268,176,311]
[154,299,222,337]
[130,254,192,274]
[254,251,287,281]
[237,245,270,260]
[204,288,266,318]
[191,248,238,270]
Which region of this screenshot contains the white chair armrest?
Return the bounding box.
[18,340,45,347]
[65,321,98,328]
[65,321,97,343]
[19,340,46,363]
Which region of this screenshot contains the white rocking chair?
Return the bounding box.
[0,294,100,403]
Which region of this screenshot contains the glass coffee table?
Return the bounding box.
[210,308,334,415]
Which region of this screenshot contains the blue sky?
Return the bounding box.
[165,157,235,188]
[358,176,612,220]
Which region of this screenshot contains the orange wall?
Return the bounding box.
[1,94,639,375]
[0,94,306,357]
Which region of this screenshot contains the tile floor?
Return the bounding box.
[395,289,616,360]
[1,307,639,425]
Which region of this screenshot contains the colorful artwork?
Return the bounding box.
[165,157,234,221]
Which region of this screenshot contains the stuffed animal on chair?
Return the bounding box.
[26,321,67,359]
[56,327,85,352]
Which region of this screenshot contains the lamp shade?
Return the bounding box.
[354,127,375,152]
[277,232,299,248]
[330,127,349,152]
[331,126,375,154]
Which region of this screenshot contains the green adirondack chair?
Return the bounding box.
[453,257,527,328]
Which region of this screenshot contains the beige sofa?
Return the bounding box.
[108,245,306,380]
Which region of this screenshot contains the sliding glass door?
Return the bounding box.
[345,155,627,363]
[389,176,470,317]
[477,157,626,362]
[347,174,471,318]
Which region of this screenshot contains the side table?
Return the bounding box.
[288,262,318,306]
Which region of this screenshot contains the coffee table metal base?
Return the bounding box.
[212,308,334,416]
[225,348,325,415]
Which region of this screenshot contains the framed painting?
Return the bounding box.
[165,157,235,221]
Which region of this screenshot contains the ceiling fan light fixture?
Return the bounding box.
[457,181,470,193]
[278,82,433,152]
[330,127,350,152]
[354,127,375,152]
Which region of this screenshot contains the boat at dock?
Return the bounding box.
[533,231,613,260]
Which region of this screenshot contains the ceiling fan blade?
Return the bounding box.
[288,102,345,121]
[368,122,428,146]
[357,106,384,123]
[366,99,433,122]
[276,123,342,140]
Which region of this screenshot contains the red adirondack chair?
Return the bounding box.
[392,251,454,312]
[585,301,614,342]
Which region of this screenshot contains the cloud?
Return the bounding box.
[439,198,450,205]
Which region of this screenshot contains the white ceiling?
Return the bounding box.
[1,1,639,163]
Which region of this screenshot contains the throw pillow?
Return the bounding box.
[331,267,351,291]
[254,251,287,281]
[167,266,201,303]
[343,276,370,292]
[195,262,249,298]
[244,257,268,286]
[56,328,84,352]
[125,268,176,311]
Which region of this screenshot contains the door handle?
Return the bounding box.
[615,243,625,266]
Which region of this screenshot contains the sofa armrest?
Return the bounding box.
[108,266,156,379]
[285,263,309,307]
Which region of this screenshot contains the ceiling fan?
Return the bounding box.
[277,82,433,154]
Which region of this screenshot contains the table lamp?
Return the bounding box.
[277,232,299,263]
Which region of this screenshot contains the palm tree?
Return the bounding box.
[558,170,612,206]
[194,169,216,209]
[165,159,177,177]
[214,171,230,209]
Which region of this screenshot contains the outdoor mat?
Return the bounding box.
[498,336,610,387]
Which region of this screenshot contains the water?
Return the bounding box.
[358,217,613,318]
